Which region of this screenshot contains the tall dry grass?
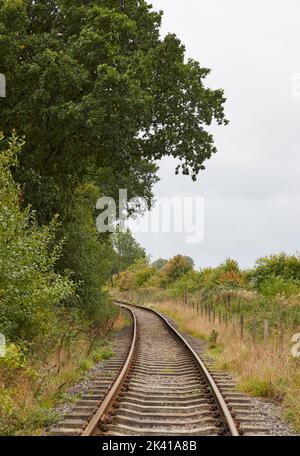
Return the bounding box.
[149,299,300,432]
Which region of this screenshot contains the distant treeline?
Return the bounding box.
[115,253,300,327]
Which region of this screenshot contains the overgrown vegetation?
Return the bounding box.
[0,134,77,348]
[115,254,300,329]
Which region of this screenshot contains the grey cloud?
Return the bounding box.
[133,1,300,268]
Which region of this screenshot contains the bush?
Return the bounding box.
[161,255,193,286]
[208,330,219,349]
[169,270,202,298]
[259,276,300,298]
[250,253,300,288]
[0,134,76,346]
[117,259,155,291]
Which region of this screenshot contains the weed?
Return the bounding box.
[208,330,219,349]
[91,347,115,363]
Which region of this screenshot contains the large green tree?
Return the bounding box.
[0,0,228,329]
[0,0,227,223]
[112,228,147,275]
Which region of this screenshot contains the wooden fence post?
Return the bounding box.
[185,285,188,308]
[264,320,269,345]
[252,318,257,344]
[232,314,236,336]
[240,314,244,340]
[280,321,285,352]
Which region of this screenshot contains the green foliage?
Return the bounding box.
[58,182,117,326]
[250,253,300,289]
[0,134,76,345]
[0,0,228,345]
[182,256,195,268]
[112,228,147,275]
[117,259,155,291]
[162,255,244,297]
[169,270,202,298]
[0,0,227,223]
[196,259,244,290]
[0,343,35,387]
[259,276,300,298]
[161,255,194,286]
[218,258,240,274]
[91,347,115,363]
[119,250,300,329]
[0,341,47,435]
[79,359,94,373]
[197,267,218,290]
[240,377,276,398]
[152,258,168,270]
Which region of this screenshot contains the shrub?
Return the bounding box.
[0,133,76,346]
[91,347,115,363]
[161,255,193,286]
[169,270,202,298]
[250,253,300,288]
[208,330,219,349]
[259,276,300,298]
[117,259,155,291]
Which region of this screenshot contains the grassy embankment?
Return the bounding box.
[0,312,128,436]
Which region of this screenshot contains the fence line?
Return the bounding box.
[128,291,297,349]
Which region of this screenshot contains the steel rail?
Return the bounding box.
[114,300,240,437]
[81,305,137,436]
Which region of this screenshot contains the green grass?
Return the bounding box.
[239,377,276,398]
[79,359,94,373]
[91,347,115,363]
[207,345,224,360]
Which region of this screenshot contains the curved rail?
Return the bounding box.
[115,300,240,437]
[82,305,137,436]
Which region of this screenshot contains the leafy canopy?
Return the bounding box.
[0,0,227,222]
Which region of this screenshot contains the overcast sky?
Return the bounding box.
[128,0,300,269]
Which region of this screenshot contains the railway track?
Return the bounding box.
[50,302,254,436]
[94,303,240,436]
[49,302,272,436]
